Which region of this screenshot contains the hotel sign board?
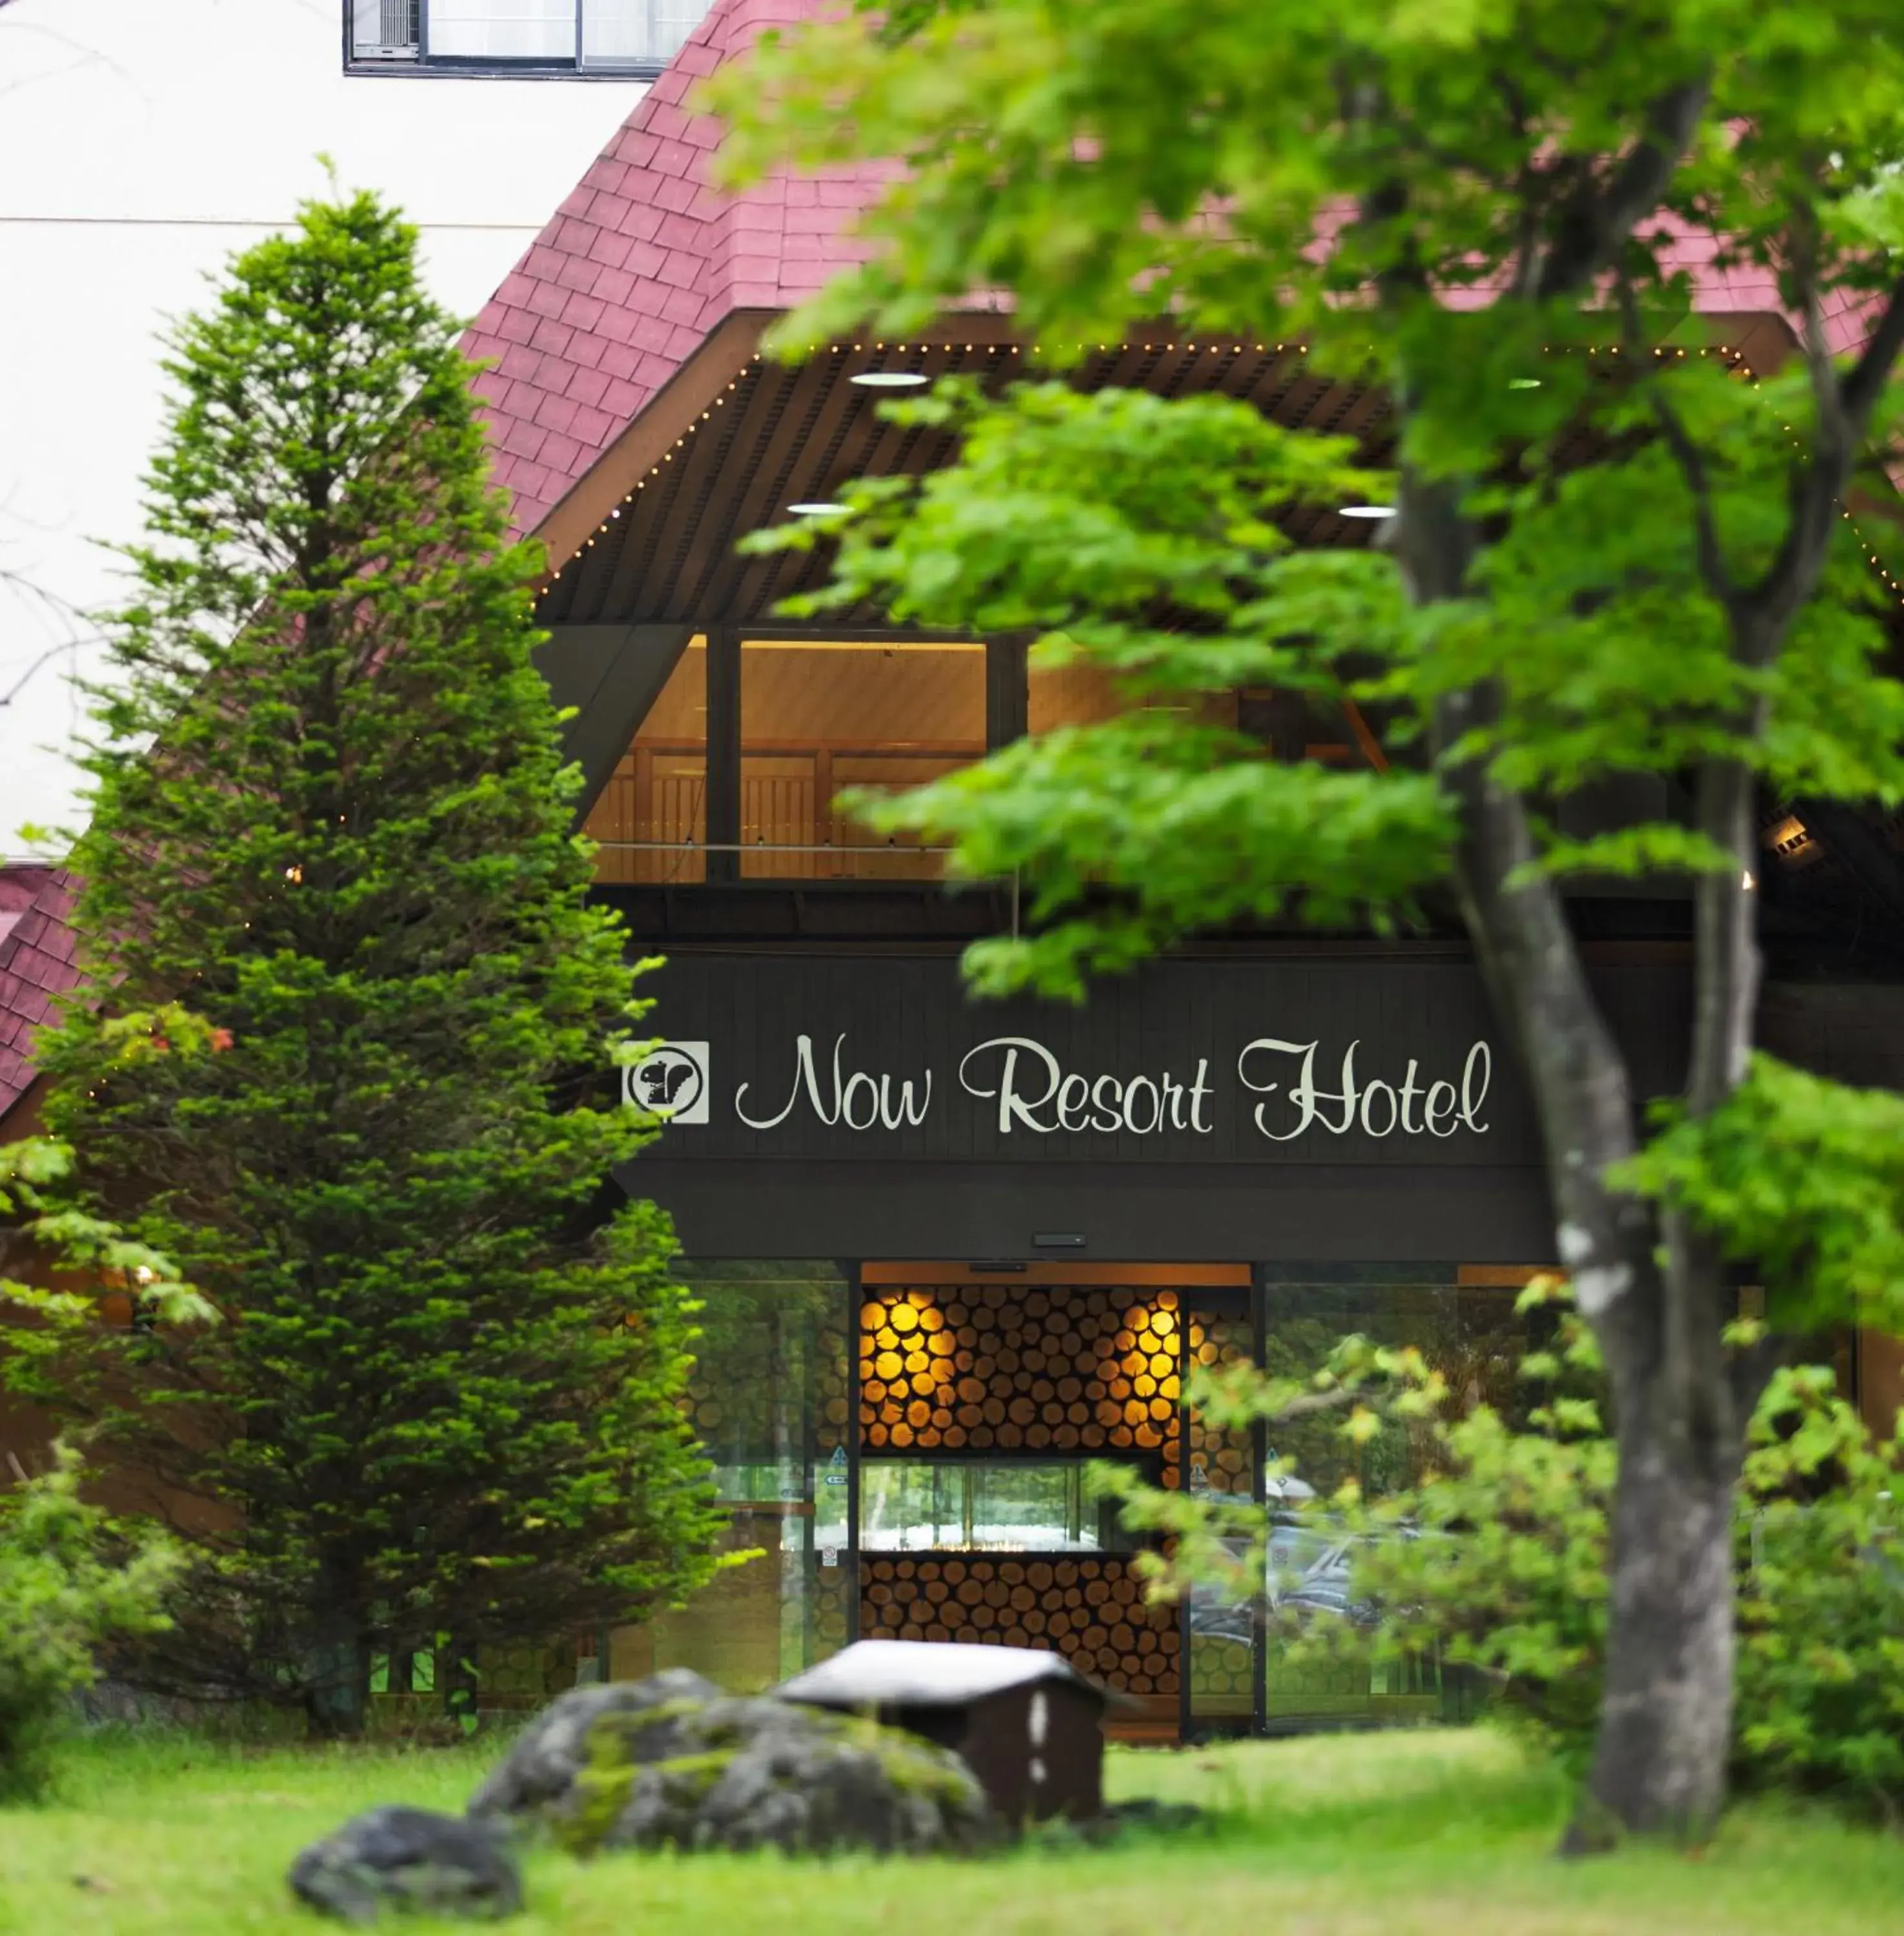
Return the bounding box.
[621,955,1689,1169]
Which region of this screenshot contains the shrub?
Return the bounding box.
[0,1443,181,1800]
[1110,1285,1904,1813]
[1345,1404,1612,1767]
[1344,1336,1904,1807]
[1297,1295,1614,1770]
[1734,1366,1904,1815]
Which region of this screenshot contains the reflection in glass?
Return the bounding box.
[1257,1272,1529,1499]
[857,1460,1135,1553]
[581,0,711,68]
[740,639,984,880]
[585,635,707,884]
[1028,656,1241,737]
[1184,1302,1257,1724]
[1247,1268,1544,1729]
[427,0,573,59]
[607,1262,849,1691]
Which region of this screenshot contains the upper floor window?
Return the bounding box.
[585,634,708,886]
[347,0,713,76]
[579,636,1392,891]
[739,638,984,882]
[583,634,984,887]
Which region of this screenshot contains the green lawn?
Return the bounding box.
[3,1726,1900,1935]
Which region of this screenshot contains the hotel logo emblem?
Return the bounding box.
[625,1042,709,1125]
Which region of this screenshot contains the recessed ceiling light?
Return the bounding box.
[850,371,930,388]
[1339,505,1397,519]
[787,502,849,516]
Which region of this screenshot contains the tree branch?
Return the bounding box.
[1264,1385,1364,1426]
[1685,759,1759,1117]
[1533,74,1713,302]
[1838,270,1904,431]
[1399,466,1659,1372]
[1361,139,1671,1373]
[1618,275,1740,609]
[1656,396,1740,605]
[1749,218,1892,637]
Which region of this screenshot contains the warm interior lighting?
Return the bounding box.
[739,638,983,654]
[1340,505,1397,520]
[850,372,930,388]
[582,634,709,887]
[1765,814,1810,857]
[861,1291,958,1449]
[858,1284,1184,1456]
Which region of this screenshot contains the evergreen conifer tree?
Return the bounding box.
[10,189,722,1736]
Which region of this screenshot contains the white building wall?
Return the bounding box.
[0,0,647,852]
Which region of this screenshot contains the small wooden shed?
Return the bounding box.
[775,1639,1113,1826]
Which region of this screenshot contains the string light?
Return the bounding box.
[533,338,1899,611]
[531,354,765,594]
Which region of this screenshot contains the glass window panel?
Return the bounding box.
[1253,1266,1550,1729]
[609,1262,850,1689]
[1028,656,1240,736]
[1027,659,1125,734]
[740,640,984,880]
[1257,1271,1510,1498]
[428,0,574,59]
[1182,1304,1259,1727]
[972,1463,1071,1547]
[581,0,709,66]
[583,634,706,884]
[857,1459,1133,1553]
[1234,685,1368,765]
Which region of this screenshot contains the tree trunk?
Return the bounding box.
[1399,460,1750,1848]
[303,1628,370,1740]
[1572,1387,1739,1847]
[303,1560,370,1740]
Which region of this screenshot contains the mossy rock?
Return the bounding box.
[467,1669,721,1822]
[552,1688,993,1857]
[289,1806,522,1923]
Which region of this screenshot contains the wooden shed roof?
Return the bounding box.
[776,1638,1110,1709]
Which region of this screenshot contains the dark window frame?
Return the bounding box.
[341,0,684,80]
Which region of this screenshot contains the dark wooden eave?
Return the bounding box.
[531,308,1904,963]
[532,321,1403,632]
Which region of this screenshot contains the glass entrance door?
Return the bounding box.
[1179,1290,1261,1739]
[850,1263,1253,1738]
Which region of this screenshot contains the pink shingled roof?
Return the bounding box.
[0,10,1885,1127]
[461,0,889,539]
[0,870,76,1117]
[1441,217,1877,354]
[461,0,1878,543]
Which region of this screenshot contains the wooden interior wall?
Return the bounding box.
[856,1282,1255,1704]
[861,1554,1178,1696]
[858,1284,1191,1456]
